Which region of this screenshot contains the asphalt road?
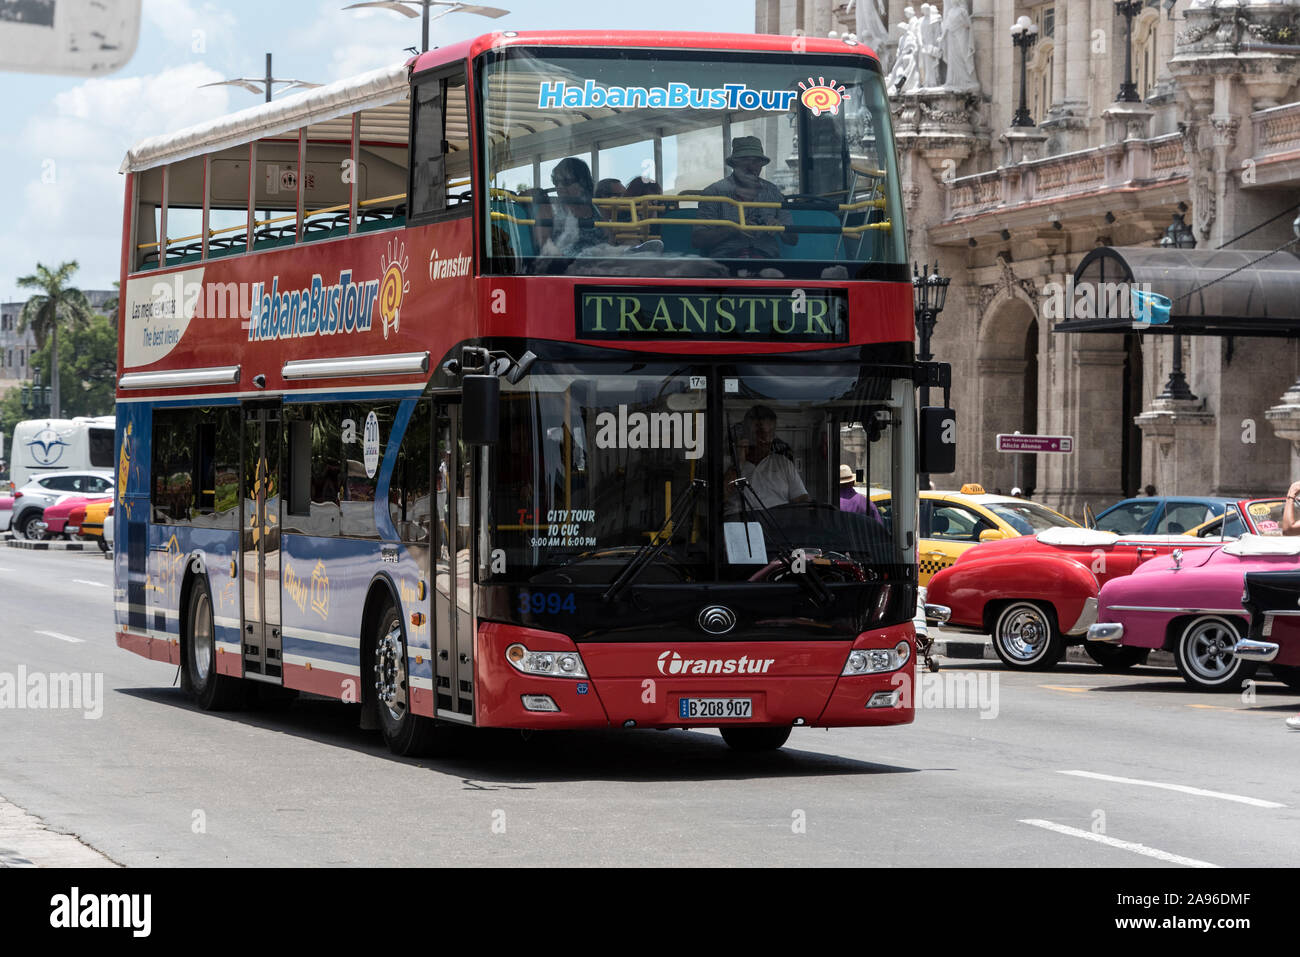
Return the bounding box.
[2,546,1299,868]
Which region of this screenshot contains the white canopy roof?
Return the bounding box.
[1223,534,1300,557]
[120,60,411,174]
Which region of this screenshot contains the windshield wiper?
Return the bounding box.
[731,477,832,606]
[602,479,706,604]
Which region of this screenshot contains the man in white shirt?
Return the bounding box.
[726,405,809,511]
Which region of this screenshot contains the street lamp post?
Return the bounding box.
[1010,15,1039,128]
[1115,1,1144,103]
[913,263,950,489]
[1157,208,1196,401]
[342,0,510,53]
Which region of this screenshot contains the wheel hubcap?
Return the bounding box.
[374,625,407,722]
[1186,621,1236,680]
[1000,607,1047,661]
[193,592,213,684]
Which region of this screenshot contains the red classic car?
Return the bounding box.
[39,494,111,539]
[926,526,1225,670]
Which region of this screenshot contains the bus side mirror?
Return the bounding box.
[918,407,956,474]
[463,375,500,445]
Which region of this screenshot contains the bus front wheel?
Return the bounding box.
[373,600,443,756]
[720,726,791,752]
[185,577,243,710]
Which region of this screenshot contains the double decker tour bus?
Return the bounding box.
[113,30,954,754]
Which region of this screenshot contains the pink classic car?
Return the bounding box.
[1088,535,1300,691]
[0,494,11,534]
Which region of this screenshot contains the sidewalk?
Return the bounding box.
[928,627,1175,668]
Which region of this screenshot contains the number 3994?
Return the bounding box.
[518,591,577,615]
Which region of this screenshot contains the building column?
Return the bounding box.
[1135,398,1216,497]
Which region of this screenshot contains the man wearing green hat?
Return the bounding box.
[693,135,796,263]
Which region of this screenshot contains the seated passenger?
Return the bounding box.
[692,137,795,261]
[533,158,604,257]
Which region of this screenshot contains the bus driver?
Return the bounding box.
[725,405,810,512]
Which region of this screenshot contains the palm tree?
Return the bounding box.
[17,261,95,419]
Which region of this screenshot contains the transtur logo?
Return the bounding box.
[656,651,774,675]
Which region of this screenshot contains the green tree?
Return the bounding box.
[28,312,117,420]
[17,261,96,419]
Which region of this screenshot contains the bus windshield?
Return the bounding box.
[485,361,912,585]
[480,47,905,280]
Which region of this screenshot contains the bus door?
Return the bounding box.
[434,399,474,720]
[241,404,283,682]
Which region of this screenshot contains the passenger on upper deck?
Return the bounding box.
[692,137,795,263]
[533,157,605,258]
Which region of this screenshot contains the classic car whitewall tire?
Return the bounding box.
[1173,615,1257,692]
[992,601,1064,670]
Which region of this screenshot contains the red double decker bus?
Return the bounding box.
[113,30,950,753]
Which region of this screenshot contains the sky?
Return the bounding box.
[0,0,757,301]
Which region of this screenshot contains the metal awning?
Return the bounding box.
[119,60,411,174]
[1053,245,1300,337]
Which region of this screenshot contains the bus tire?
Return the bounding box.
[991,601,1064,670]
[373,599,442,756]
[720,726,791,752]
[185,576,243,711]
[1173,615,1256,692]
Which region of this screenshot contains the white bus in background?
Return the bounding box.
[7,416,116,492]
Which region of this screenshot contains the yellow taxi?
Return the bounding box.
[871,484,1080,585]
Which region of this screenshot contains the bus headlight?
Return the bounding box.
[505,643,589,678]
[842,640,911,675]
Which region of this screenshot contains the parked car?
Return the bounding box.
[1092,496,1237,536]
[10,471,114,540]
[926,526,1224,670]
[871,484,1078,585]
[0,494,11,534]
[1088,533,1300,690]
[39,494,112,539]
[1235,569,1300,691]
[68,498,112,552]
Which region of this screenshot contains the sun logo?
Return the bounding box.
[378,239,410,340]
[798,77,850,117]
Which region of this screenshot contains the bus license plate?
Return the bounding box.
[679,697,752,720]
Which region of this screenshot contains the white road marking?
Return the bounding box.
[1019,819,1220,868]
[71,579,108,588]
[1060,769,1285,809]
[35,631,85,644]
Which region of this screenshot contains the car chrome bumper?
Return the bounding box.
[1087,621,1124,644]
[924,603,951,624]
[1066,597,1099,636]
[1233,638,1279,662]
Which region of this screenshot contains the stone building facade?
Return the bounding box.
[757,0,1300,515]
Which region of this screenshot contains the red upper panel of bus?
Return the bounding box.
[411,30,883,74]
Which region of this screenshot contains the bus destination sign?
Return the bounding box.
[577,288,848,343]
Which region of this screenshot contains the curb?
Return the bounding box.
[5,539,95,551]
[931,635,1175,669]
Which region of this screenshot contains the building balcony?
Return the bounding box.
[933,133,1190,244]
[1248,101,1300,188]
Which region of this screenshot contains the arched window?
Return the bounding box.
[1133,11,1160,100]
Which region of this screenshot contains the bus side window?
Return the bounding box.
[409,76,446,221]
[388,400,431,543]
[152,408,194,524]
